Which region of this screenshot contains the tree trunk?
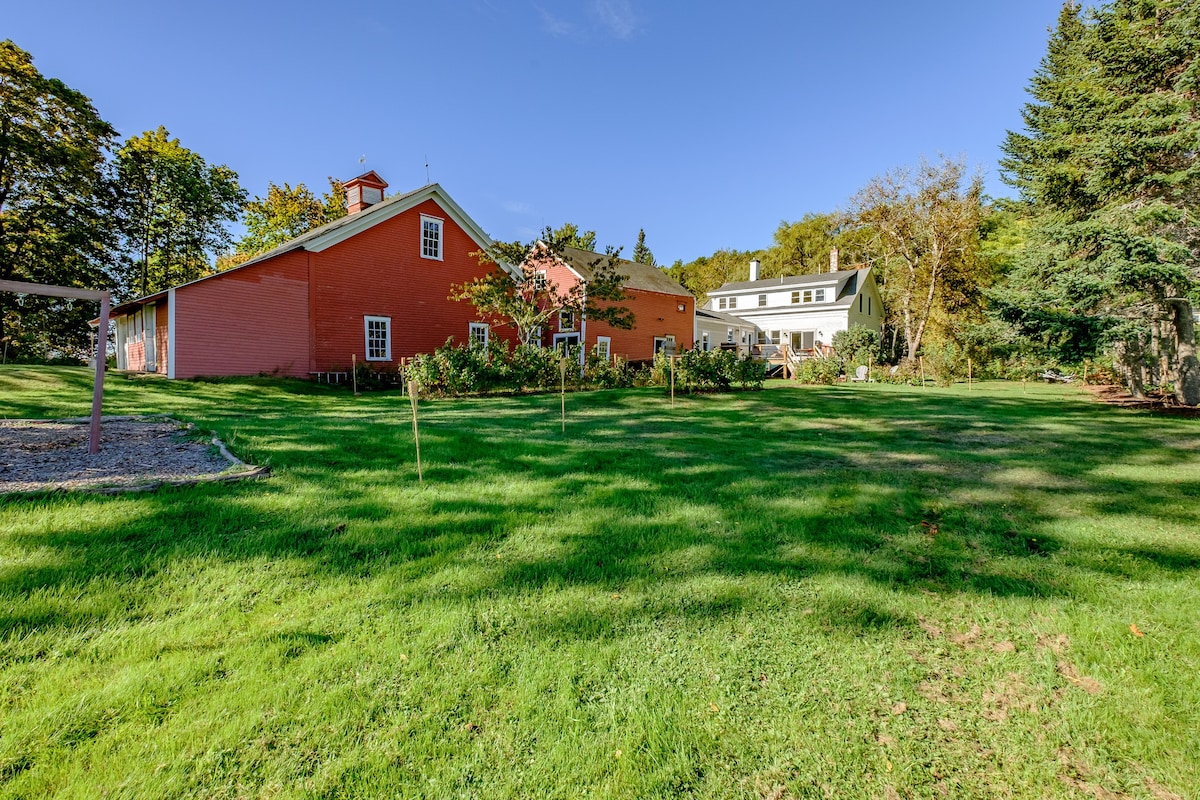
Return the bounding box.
[1112,340,1146,399]
[1167,298,1200,406]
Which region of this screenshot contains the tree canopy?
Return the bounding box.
[114,126,245,297]
[1000,0,1200,402]
[0,39,117,361]
[451,230,633,346]
[222,178,346,268]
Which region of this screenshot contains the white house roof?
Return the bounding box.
[696,307,757,326]
[710,268,864,301]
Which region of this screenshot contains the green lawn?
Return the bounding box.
[2,367,1198,799]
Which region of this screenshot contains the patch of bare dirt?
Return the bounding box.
[0,416,267,494]
[1081,384,1200,417]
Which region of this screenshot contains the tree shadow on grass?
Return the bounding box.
[3,383,1199,640]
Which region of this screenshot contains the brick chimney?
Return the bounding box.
[344,171,388,215]
[829,248,839,272]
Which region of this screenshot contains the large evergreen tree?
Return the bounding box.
[1001,0,1200,403]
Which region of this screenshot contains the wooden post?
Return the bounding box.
[1083,359,1089,384]
[89,294,110,455]
[670,354,676,407]
[407,380,423,483]
[352,353,359,396]
[559,357,567,433]
[868,354,873,383]
[968,357,973,391]
[0,280,110,455]
[919,355,926,388]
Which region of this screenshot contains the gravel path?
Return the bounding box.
[0,416,266,494]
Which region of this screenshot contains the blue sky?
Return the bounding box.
[10,1,1060,265]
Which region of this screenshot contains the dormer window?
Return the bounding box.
[758,294,767,307]
[718,298,727,310]
[728,296,738,309]
[421,215,443,260]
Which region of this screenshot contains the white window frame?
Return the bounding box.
[728,297,737,309]
[469,322,489,348]
[653,335,676,354]
[727,327,734,343]
[758,294,767,307]
[594,336,611,361]
[420,214,444,261]
[791,290,800,304]
[701,332,710,351]
[718,298,727,310]
[558,309,577,331]
[532,270,547,291]
[364,315,391,361]
[814,288,826,302]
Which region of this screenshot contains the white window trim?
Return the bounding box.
[469,322,489,348]
[558,309,577,331]
[532,270,547,291]
[364,315,391,361]
[595,336,611,360]
[420,214,444,261]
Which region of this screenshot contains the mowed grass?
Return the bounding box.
[1,367,1198,799]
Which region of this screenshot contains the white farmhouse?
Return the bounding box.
[694,306,760,355]
[701,255,882,358]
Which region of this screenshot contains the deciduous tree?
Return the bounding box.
[229,178,346,263]
[0,39,117,360]
[114,127,245,296]
[846,155,986,363]
[451,231,633,345]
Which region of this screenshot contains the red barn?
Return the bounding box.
[108,173,517,379]
[537,245,694,362]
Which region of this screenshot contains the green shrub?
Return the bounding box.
[832,325,881,369]
[734,354,767,390]
[676,348,735,392]
[794,356,842,385]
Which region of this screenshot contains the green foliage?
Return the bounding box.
[226,178,346,265]
[547,222,596,252]
[0,39,118,362]
[831,325,881,368]
[1000,0,1200,402]
[632,228,656,267]
[404,339,632,396]
[452,234,636,346]
[793,355,843,385]
[114,126,246,297]
[846,155,987,363]
[675,347,735,392]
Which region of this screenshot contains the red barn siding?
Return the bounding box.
[540,260,694,361]
[310,198,513,370]
[154,302,169,374]
[591,291,694,361]
[172,251,310,379]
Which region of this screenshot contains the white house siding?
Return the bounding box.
[694,313,757,354]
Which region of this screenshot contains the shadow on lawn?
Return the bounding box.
[3,383,1199,638]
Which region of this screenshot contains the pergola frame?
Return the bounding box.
[0,279,110,454]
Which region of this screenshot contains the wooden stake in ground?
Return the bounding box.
[968,357,973,391]
[920,355,926,388]
[868,354,873,382]
[352,353,359,396]
[559,357,567,433]
[407,380,423,483]
[670,354,676,407]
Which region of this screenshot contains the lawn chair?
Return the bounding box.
[851,365,869,382]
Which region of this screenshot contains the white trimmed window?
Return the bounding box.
[791,290,801,304]
[815,288,826,302]
[701,332,710,351]
[718,298,727,310]
[728,297,737,309]
[469,322,489,348]
[653,335,676,354]
[559,309,577,331]
[421,215,443,260]
[595,336,611,360]
[533,270,547,290]
[758,294,767,307]
[727,327,734,343]
[365,316,391,361]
